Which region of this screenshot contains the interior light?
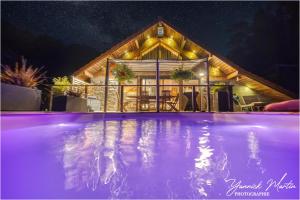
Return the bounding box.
[199,73,205,76]
[192,50,196,53]
[147,35,150,39]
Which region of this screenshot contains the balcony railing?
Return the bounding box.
[44,84,233,112]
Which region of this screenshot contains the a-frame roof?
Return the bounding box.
[73,19,295,101]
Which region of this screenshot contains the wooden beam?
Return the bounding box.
[135,39,140,49]
[226,71,239,79]
[160,41,180,56]
[180,37,186,49]
[84,70,94,78]
[141,42,160,56]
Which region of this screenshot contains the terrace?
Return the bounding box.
[55,58,234,113]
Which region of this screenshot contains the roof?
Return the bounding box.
[73,18,296,101]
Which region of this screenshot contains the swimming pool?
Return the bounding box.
[1,113,299,199]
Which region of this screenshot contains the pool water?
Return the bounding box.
[1,113,299,199]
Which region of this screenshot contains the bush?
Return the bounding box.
[52,76,71,95]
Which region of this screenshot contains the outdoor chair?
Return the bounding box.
[233,95,266,111]
[161,90,171,110]
[165,95,180,111]
[161,90,171,100]
[242,95,267,111]
[183,92,199,111]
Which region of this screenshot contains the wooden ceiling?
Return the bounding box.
[73,19,295,101]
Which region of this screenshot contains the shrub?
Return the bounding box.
[52,76,71,95]
[1,57,46,88]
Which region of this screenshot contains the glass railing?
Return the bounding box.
[45,84,234,112]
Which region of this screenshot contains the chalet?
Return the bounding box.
[71,19,294,112]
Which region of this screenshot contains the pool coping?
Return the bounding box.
[1,111,299,116]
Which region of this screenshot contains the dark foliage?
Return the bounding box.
[227,2,299,96]
[1,21,99,82]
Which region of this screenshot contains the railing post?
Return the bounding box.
[84,85,88,99]
[205,59,211,112]
[192,85,196,112]
[156,58,160,112]
[227,85,233,112]
[120,85,124,112]
[49,85,53,111]
[104,58,109,112]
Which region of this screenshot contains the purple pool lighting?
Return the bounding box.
[1,113,299,199]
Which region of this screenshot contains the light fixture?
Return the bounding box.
[170,35,174,39]
[147,35,150,39]
[199,73,205,76]
[192,50,196,53]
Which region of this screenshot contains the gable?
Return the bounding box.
[73,19,295,101]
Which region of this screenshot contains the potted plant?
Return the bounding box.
[111,64,135,84]
[171,67,194,111]
[1,57,46,111]
[51,76,88,112]
[111,64,135,110]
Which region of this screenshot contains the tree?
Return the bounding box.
[227,3,299,95]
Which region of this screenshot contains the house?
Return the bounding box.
[71,19,294,112]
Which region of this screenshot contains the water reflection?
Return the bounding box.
[61,120,129,197]
[59,118,231,198]
[187,122,229,198]
[247,131,265,174]
[184,127,192,157]
[60,119,160,197]
[137,120,157,169]
[119,120,138,166]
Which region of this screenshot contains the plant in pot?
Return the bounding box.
[51,76,88,112]
[1,57,46,111]
[171,67,194,111]
[111,64,135,110]
[111,64,135,84]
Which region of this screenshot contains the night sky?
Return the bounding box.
[1,1,299,95]
[2,1,271,54]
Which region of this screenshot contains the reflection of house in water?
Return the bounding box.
[247,131,265,174]
[62,120,128,196]
[60,118,232,198]
[61,119,160,197]
[187,124,229,198]
[137,120,157,169]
